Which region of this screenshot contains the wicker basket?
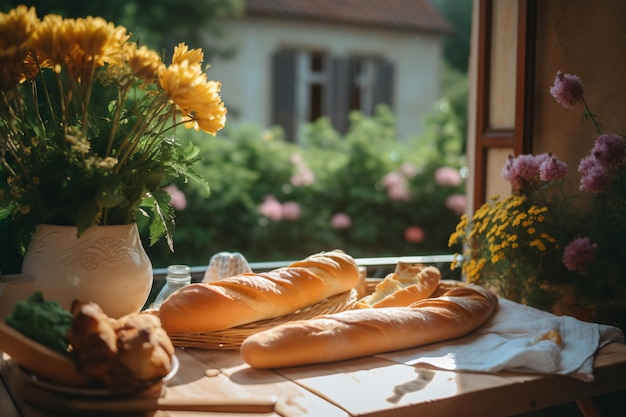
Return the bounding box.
[167,288,360,350]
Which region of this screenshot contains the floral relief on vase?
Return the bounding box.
[22,224,153,318]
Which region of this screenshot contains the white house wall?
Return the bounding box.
[205,17,444,141]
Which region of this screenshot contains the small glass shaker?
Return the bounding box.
[153,264,192,308]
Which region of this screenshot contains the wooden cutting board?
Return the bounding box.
[2,354,276,415]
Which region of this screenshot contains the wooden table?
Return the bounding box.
[2,340,626,417]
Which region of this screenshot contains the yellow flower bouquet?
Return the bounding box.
[0,6,226,250]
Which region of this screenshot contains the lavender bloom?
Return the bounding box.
[592,134,626,168]
[550,71,584,108]
[578,155,610,193]
[539,155,569,182]
[562,237,597,274]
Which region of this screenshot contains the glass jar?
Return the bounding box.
[153,264,192,308]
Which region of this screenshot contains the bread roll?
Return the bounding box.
[160,250,360,333]
[240,283,498,369]
[352,263,440,308]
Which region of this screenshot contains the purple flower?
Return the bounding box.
[539,155,569,182]
[562,237,597,274]
[578,155,610,193]
[502,153,553,192]
[592,134,625,168]
[549,71,584,108]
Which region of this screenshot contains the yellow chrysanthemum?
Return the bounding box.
[28,14,77,74]
[0,5,37,56]
[182,80,227,135]
[0,5,39,87]
[159,61,226,135]
[171,42,203,69]
[65,16,128,81]
[159,60,205,113]
[125,43,164,83]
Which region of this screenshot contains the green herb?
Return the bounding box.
[5,291,72,354]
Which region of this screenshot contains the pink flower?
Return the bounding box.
[549,71,584,108]
[290,152,316,186]
[539,155,569,182]
[259,195,283,221]
[445,193,466,215]
[404,226,425,243]
[331,212,352,230]
[163,185,187,211]
[282,201,301,220]
[562,237,597,274]
[434,167,462,187]
[387,183,411,201]
[381,172,411,201]
[381,171,405,188]
[578,156,610,193]
[291,169,315,186]
[592,134,625,168]
[399,162,418,179]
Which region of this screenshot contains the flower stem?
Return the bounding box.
[582,97,602,135]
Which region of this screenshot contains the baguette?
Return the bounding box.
[240,282,498,369]
[352,263,440,308]
[159,250,360,333]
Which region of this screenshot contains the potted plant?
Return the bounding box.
[0,6,226,316]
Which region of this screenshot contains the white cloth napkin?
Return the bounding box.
[377,298,625,381]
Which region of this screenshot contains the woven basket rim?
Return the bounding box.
[167,288,359,350]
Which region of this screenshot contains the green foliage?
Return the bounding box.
[145,104,467,269]
[5,291,72,354]
[430,0,473,73]
[4,0,244,57]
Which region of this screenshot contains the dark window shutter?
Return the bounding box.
[374,58,394,108]
[271,50,297,142]
[329,57,352,135]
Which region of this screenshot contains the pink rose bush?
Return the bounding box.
[450,71,626,328]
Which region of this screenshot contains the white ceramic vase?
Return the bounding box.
[21,223,153,318]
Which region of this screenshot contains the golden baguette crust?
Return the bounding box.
[352,263,440,308]
[159,250,360,333]
[240,282,498,369]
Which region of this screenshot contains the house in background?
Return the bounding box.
[206,0,451,142]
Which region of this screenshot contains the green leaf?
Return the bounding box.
[97,175,127,208]
[140,190,175,251]
[74,200,102,236]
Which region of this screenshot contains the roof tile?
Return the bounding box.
[245,0,452,33]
